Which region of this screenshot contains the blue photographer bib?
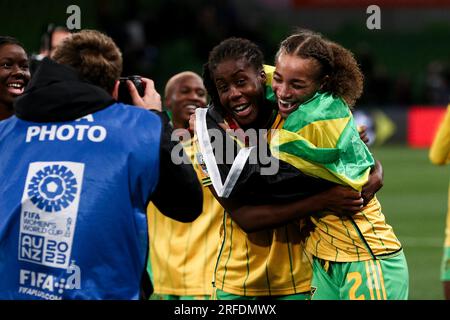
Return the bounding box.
[0,103,161,300]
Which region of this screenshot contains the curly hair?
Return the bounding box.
[276,29,363,107]
[203,37,265,110]
[52,30,122,93]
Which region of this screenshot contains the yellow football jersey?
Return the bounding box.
[303,196,402,261]
[148,138,223,296]
[214,113,314,296]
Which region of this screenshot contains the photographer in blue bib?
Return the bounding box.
[0,29,202,300]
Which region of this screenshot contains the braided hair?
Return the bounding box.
[276,29,363,107]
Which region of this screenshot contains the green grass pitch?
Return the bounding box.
[372,146,449,300]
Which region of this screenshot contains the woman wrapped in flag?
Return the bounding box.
[269,29,409,299]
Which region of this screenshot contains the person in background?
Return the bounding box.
[0,29,202,300]
[164,71,207,132]
[0,36,30,120]
[429,104,450,300]
[148,71,223,300]
[29,24,71,74]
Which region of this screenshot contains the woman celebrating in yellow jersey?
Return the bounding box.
[269,29,408,300]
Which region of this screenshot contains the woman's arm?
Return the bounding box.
[361,159,383,206]
[430,105,450,165]
[212,185,363,233]
[152,114,203,222]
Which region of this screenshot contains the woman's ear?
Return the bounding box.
[260,69,267,83]
[320,75,330,90]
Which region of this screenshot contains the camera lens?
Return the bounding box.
[128,75,141,80]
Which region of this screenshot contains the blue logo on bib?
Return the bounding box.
[27,165,78,212]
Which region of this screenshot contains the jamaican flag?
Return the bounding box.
[270,92,374,192]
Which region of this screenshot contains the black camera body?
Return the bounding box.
[118,75,145,105]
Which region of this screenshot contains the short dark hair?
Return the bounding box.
[0,36,25,50]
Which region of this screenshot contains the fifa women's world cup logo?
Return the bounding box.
[19,162,84,270]
[27,164,78,213]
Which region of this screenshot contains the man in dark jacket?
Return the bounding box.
[0,30,202,300]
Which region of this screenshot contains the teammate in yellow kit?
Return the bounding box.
[429,104,450,300]
[147,71,223,300]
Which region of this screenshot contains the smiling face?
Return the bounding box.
[0,43,30,119]
[272,53,324,119]
[212,57,266,128]
[166,74,207,129]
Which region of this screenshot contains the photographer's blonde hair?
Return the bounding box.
[52,29,123,93]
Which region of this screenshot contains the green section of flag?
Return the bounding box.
[273,92,374,190]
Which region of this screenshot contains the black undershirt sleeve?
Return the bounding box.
[150,111,203,222]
